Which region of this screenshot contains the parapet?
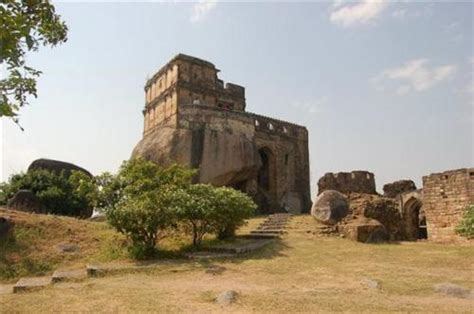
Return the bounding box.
[317,171,376,195]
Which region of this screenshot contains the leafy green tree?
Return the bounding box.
[174,184,218,247]
[102,159,196,258]
[0,169,95,217]
[212,187,256,239]
[1,0,68,125]
[107,187,180,259]
[456,204,474,239]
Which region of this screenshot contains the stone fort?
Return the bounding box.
[132,54,311,213]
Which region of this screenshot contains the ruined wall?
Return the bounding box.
[383,180,417,198]
[251,114,310,213]
[422,168,474,242]
[134,54,311,214]
[318,171,376,195]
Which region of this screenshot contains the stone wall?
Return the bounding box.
[422,168,474,242]
[383,180,417,198]
[317,171,376,195]
[133,54,311,214]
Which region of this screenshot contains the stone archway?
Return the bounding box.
[403,197,427,240]
[257,147,277,212]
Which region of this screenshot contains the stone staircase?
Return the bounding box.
[248,213,292,238]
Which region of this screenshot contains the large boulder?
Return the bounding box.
[342,218,389,243]
[28,158,92,177]
[132,126,261,187]
[311,190,349,225]
[383,180,416,198]
[7,190,44,213]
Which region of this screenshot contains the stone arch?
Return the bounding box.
[403,196,427,240]
[257,147,277,212]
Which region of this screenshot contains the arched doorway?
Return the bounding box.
[404,197,427,240]
[257,147,276,212]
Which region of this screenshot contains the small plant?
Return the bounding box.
[456,204,474,239]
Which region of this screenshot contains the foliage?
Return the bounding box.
[456,204,474,239]
[103,159,196,258]
[0,169,95,217]
[1,0,68,125]
[211,186,256,239]
[176,184,256,246]
[174,184,218,247]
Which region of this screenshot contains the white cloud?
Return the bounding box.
[392,9,406,19]
[190,0,218,23]
[371,59,457,95]
[330,0,390,27]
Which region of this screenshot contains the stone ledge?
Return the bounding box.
[13,276,52,293]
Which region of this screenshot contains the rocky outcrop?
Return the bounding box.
[28,159,92,177]
[317,171,376,195]
[7,190,44,213]
[311,190,349,225]
[383,180,416,198]
[132,126,261,187]
[342,218,389,243]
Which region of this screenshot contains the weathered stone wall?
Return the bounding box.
[318,171,376,195]
[422,168,474,242]
[133,54,311,214]
[383,180,417,198]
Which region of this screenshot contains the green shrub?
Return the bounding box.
[0,169,95,217]
[103,159,196,258]
[456,204,474,239]
[176,184,257,246]
[212,187,256,239]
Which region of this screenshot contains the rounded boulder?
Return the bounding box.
[311,190,349,225]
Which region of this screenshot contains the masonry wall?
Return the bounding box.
[422,168,474,242]
[317,171,376,195]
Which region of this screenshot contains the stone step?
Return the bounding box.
[52,269,87,283]
[250,229,284,235]
[241,233,281,239]
[13,276,52,293]
[257,226,285,230]
[210,239,274,254]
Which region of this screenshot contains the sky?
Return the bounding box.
[1,0,473,196]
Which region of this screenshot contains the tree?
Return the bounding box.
[102,159,196,258]
[456,204,474,239]
[106,187,181,259]
[1,0,68,126]
[175,184,218,247]
[212,187,256,239]
[0,169,95,217]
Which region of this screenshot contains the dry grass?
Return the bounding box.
[1,214,473,312]
[0,208,129,282]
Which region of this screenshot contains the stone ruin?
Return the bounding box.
[313,168,474,243]
[132,54,311,214]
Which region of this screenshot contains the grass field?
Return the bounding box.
[1,210,473,312]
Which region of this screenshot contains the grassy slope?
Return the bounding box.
[1,214,473,312]
[0,208,128,282]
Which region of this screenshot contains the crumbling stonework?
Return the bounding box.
[317,171,376,195]
[383,180,416,198]
[132,54,311,213]
[422,168,474,242]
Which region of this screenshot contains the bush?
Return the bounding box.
[212,187,256,239]
[456,204,474,239]
[0,169,95,217]
[103,159,196,258]
[176,184,257,246]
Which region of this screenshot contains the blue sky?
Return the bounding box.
[1,1,473,194]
